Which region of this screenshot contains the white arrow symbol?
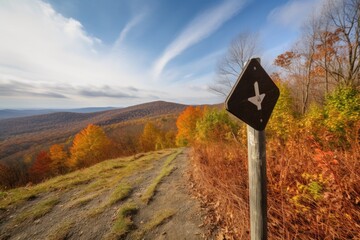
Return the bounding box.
[248,81,265,110]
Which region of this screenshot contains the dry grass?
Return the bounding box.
[130,209,176,239]
[0,149,174,210]
[107,183,132,206]
[104,201,138,240]
[141,149,182,204]
[47,219,74,240]
[66,191,102,209]
[14,195,60,225]
[191,127,360,239]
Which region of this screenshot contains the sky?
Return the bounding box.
[0,0,326,109]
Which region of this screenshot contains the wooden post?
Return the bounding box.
[247,59,267,240]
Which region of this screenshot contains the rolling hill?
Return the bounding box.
[0,101,187,164]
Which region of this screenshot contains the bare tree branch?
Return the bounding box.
[209,32,260,97]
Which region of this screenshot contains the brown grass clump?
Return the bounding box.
[191,142,250,239]
[191,128,360,239]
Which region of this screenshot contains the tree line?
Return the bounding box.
[0,122,176,188]
[212,0,359,115]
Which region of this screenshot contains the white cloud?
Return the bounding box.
[152,0,246,79]
[113,10,147,49]
[267,0,325,28]
[0,0,151,106]
[0,0,224,108]
[160,49,224,83]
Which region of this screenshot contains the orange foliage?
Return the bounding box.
[69,124,112,168]
[49,144,68,174]
[274,51,299,68]
[191,134,360,239]
[139,122,176,152]
[176,106,204,146]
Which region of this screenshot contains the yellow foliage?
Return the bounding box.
[176,106,205,146]
[68,124,112,168]
[49,144,68,174]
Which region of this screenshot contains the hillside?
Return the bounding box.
[0,148,206,239]
[0,101,187,163]
[0,108,116,120]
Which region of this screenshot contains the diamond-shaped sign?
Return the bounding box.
[225,58,280,131]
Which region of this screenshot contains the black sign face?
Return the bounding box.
[225,58,280,131]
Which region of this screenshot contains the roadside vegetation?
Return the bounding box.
[179,86,359,239]
[178,0,360,238]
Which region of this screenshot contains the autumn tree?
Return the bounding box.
[314,25,340,93]
[49,144,68,174]
[69,124,112,168]
[0,163,25,189]
[163,131,176,148]
[138,122,177,152]
[324,0,360,87]
[275,15,324,114]
[29,150,52,183]
[139,122,160,152]
[267,74,296,140]
[176,106,205,146]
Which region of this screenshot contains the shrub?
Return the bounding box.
[324,86,360,144]
[195,109,238,143]
[267,81,296,141]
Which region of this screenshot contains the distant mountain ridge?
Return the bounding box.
[0,107,117,120]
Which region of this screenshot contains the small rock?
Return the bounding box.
[162,231,167,235]
[140,220,144,224]
[34,219,41,224]
[80,231,83,236]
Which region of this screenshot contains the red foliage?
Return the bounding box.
[29,150,52,183]
[190,128,360,239]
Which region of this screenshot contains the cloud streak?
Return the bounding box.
[152,0,246,79]
[79,87,137,99]
[0,79,142,100]
[267,0,325,28]
[0,80,68,98]
[113,10,147,48]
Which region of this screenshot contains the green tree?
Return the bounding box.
[196,109,238,143]
[324,87,360,138]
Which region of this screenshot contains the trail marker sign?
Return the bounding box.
[225,58,279,131]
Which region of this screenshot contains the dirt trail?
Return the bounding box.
[128,149,205,240]
[0,148,206,240]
